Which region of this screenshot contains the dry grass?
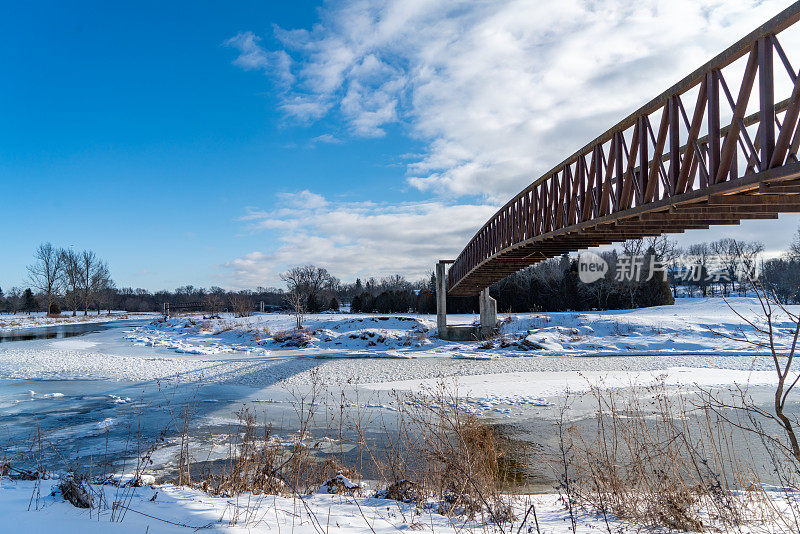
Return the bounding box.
[194,407,354,497]
[272,328,313,346]
[159,380,516,526]
[357,386,517,522]
[561,379,796,532]
[610,319,636,336]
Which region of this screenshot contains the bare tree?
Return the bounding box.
[686,243,712,297]
[620,239,645,308]
[6,287,21,315]
[280,265,332,314]
[738,241,764,294]
[90,260,113,314]
[583,251,618,309]
[203,287,226,316]
[229,292,253,317]
[284,288,305,329]
[622,238,645,257]
[708,279,800,463]
[711,238,738,296]
[59,248,82,316]
[761,258,800,304]
[710,239,764,296]
[645,236,679,264]
[27,242,63,314]
[78,250,99,315]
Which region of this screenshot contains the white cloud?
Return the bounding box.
[227,0,795,200]
[311,133,342,144]
[224,192,496,288]
[224,31,294,87]
[224,32,269,70]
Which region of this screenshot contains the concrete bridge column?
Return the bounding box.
[435,261,447,337]
[479,288,497,333]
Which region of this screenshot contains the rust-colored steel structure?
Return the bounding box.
[447,3,800,296]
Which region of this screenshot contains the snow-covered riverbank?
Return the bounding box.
[5,476,791,534]
[0,311,159,332]
[126,297,799,358]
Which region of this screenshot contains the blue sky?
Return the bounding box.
[2,0,799,292]
[1,1,426,290]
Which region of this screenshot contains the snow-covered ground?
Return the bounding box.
[1,298,791,394]
[361,366,781,411]
[126,297,798,358]
[0,311,159,332]
[3,476,781,534]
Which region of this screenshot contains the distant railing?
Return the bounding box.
[163,302,204,316]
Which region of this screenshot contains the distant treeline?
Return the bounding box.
[4,231,800,315]
[350,244,674,314]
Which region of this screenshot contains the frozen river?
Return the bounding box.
[0,322,397,478]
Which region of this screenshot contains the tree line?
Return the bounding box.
[5,229,800,316]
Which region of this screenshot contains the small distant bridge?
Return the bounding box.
[163,302,204,317]
[437,3,800,339]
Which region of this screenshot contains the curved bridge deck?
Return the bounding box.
[448,3,800,296]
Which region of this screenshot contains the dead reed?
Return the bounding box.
[560,379,797,532]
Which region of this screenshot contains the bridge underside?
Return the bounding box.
[450,166,800,295]
[447,4,800,297]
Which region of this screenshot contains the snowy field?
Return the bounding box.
[0,311,159,332]
[126,297,799,358]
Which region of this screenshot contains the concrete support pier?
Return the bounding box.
[479,288,497,331]
[436,260,497,341]
[435,261,448,336]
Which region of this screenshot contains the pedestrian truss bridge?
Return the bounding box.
[437,3,800,339]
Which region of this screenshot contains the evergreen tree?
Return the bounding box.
[361,293,376,313]
[416,289,436,314]
[644,271,674,307]
[562,260,582,311]
[22,288,37,313]
[350,294,362,313]
[559,253,571,274]
[306,293,321,314]
[376,291,392,313]
[329,297,340,312]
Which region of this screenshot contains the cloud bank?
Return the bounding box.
[225,192,496,287]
